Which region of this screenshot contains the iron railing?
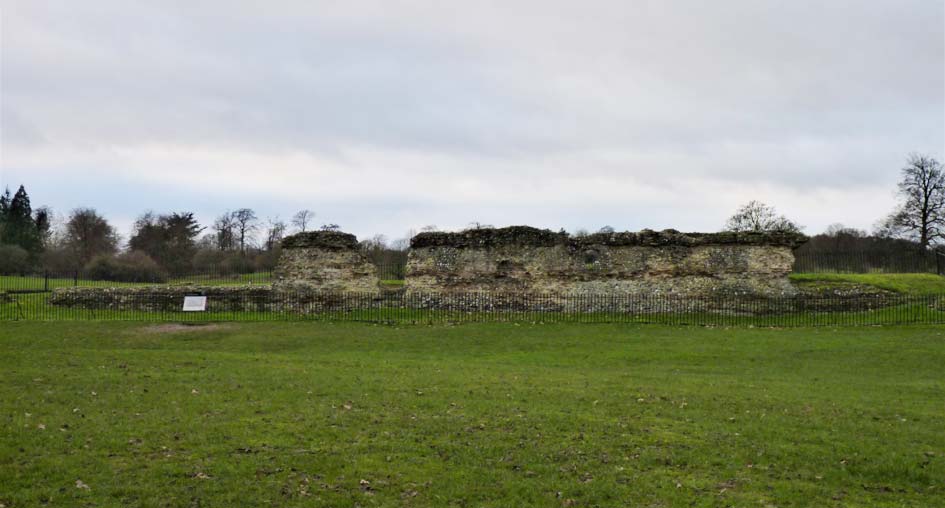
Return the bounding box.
[792,250,945,274]
[0,263,410,293]
[4,290,944,327]
[0,269,274,293]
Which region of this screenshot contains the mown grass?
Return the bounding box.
[790,273,945,295]
[1,322,943,507]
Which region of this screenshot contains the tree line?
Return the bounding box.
[0,200,353,281]
[721,154,945,259]
[1,153,942,279]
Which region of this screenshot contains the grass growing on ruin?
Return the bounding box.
[790,273,945,294]
[1,322,943,507]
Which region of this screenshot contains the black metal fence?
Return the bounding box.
[791,250,945,274]
[0,269,275,293]
[0,262,410,293]
[375,263,407,281]
[4,290,945,327]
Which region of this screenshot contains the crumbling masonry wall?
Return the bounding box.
[406,226,806,297]
[274,231,379,293]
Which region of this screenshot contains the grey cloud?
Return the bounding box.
[1,0,942,236]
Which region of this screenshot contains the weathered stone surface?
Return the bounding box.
[411,226,568,249]
[410,227,806,249]
[406,226,807,297]
[47,285,366,313]
[274,231,379,293]
[281,231,360,250]
[46,284,901,316]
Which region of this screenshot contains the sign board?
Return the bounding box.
[182,296,208,312]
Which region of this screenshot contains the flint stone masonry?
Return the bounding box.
[274,231,379,293]
[46,284,896,316]
[49,286,274,312]
[47,285,367,313]
[406,226,807,296]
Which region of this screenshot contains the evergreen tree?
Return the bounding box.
[1,185,43,258]
[0,187,10,214]
[0,187,11,241]
[33,207,53,247]
[129,211,203,274]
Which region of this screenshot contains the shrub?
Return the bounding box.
[0,244,31,274]
[253,247,281,272]
[221,253,256,274]
[41,246,82,273]
[83,251,168,283]
[191,248,227,272]
[192,249,258,275]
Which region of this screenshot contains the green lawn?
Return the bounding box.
[790,273,945,295]
[1,322,943,507]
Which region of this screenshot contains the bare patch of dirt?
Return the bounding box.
[139,323,234,334]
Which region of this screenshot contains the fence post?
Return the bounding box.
[44,270,49,292]
[74,271,79,287]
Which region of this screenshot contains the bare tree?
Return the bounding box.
[213,212,237,251]
[359,234,387,258]
[876,154,945,249]
[723,201,802,233]
[231,208,259,253]
[360,234,408,279]
[465,222,493,230]
[291,210,315,232]
[264,217,288,251]
[824,223,866,238]
[64,208,119,266]
[367,234,388,247]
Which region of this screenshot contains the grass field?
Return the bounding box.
[1,322,943,507]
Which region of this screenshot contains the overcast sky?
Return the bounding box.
[1,0,943,243]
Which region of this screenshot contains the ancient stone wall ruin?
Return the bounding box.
[44,226,813,316]
[406,226,806,297]
[273,231,379,293]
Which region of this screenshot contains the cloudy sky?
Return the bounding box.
[1,1,942,243]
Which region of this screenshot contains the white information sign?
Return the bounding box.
[182,296,208,312]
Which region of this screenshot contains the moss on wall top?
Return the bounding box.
[411,226,569,249]
[281,231,360,250]
[411,226,807,250]
[578,229,808,249]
